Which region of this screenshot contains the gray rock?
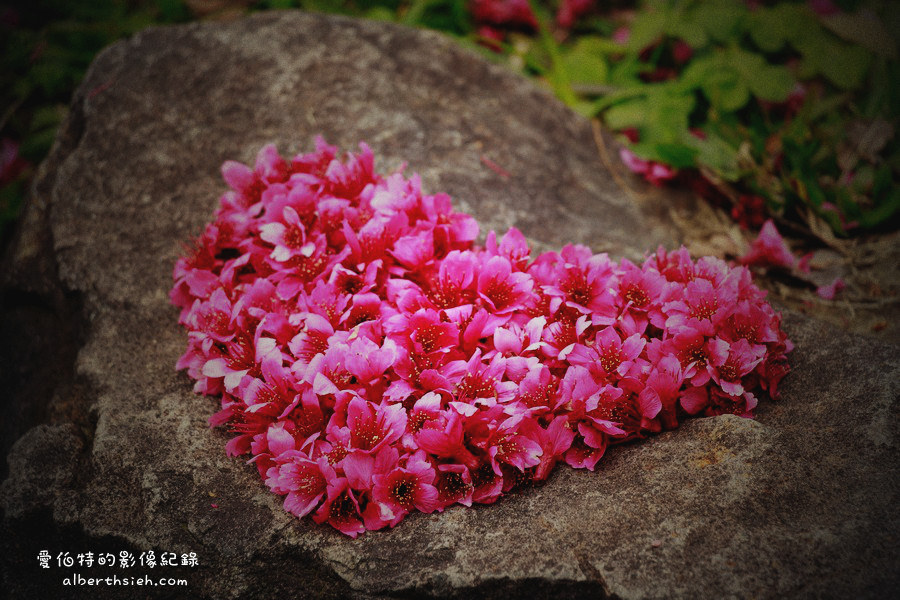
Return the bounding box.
[1,10,898,599]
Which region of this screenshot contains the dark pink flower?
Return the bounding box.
[619,148,677,186]
[0,138,28,186]
[707,338,767,397]
[344,397,407,453]
[173,141,791,537]
[477,255,533,314]
[569,327,646,379]
[435,463,475,508]
[372,451,439,522]
[740,219,796,270]
[312,478,365,537]
[470,0,537,28]
[266,455,334,517]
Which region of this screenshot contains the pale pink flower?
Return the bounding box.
[816,277,846,300]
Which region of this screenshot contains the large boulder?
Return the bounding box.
[1,11,897,599]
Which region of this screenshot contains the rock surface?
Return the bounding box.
[1,10,898,599]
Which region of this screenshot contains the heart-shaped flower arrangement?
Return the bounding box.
[172,139,791,537]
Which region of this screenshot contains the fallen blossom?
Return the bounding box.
[172,140,791,537]
[739,219,796,270]
[816,277,846,300]
[619,147,677,186]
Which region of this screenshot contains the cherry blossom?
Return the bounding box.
[172,141,791,536]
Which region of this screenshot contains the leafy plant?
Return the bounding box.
[0,1,190,248]
[537,0,899,236]
[3,0,898,250]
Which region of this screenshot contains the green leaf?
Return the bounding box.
[685,127,742,179]
[572,100,598,119]
[651,142,698,168]
[592,86,648,113]
[748,3,808,53]
[627,10,666,51]
[690,2,747,43]
[570,35,629,56]
[701,67,750,112]
[859,187,900,227]
[677,54,720,89]
[821,11,898,59]
[750,65,794,102]
[645,89,695,142]
[561,44,608,86]
[364,7,396,22]
[667,20,707,49]
[816,42,872,90]
[602,99,648,130]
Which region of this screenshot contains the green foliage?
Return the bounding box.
[3,0,898,248]
[0,0,191,246]
[554,0,899,235]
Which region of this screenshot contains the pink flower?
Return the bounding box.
[435,463,475,508]
[372,451,439,522]
[259,206,315,262]
[312,478,365,537]
[639,355,684,427]
[485,227,530,270]
[486,415,543,472]
[569,327,646,379]
[221,143,288,210]
[808,0,840,16]
[664,278,736,334]
[0,138,29,186]
[470,0,537,28]
[533,416,575,480]
[816,277,846,300]
[343,397,407,453]
[619,148,677,186]
[707,338,766,397]
[173,140,792,537]
[477,255,533,314]
[671,39,693,64]
[404,308,461,355]
[266,455,334,517]
[740,219,796,270]
[539,245,617,320]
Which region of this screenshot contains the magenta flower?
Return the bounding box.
[707,338,766,397]
[569,326,646,379]
[619,147,677,186]
[485,227,530,270]
[477,255,533,314]
[372,451,439,523]
[312,478,365,538]
[486,415,543,472]
[740,219,796,270]
[173,140,791,537]
[343,397,407,453]
[266,455,334,518]
[259,206,315,262]
[405,308,461,355]
[816,277,846,300]
[556,0,595,28]
[470,0,537,28]
[435,463,475,508]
